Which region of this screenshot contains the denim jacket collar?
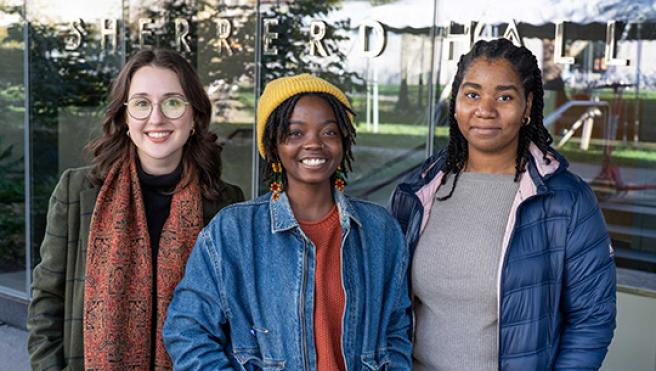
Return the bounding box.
[269,191,362,234]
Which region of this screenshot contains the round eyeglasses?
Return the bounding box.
[124,96,190,120]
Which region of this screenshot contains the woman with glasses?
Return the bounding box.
[26,49,244,370]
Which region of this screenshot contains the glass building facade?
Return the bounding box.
[1,2,655,362]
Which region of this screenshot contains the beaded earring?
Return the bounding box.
[334,166,346,192]
[270,162,283,201]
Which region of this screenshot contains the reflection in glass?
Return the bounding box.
[9,0,655,302]
[258,0,436,204]
[431,1,656,271]
[126,0,257,198]
[0,0,26,294]
[196,0,257,198]
[26,0,124,269]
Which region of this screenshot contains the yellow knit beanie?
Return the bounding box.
[256,73,352,158]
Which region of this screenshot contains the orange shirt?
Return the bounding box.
[299,205,346,371]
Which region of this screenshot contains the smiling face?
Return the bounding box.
[276,95,344,193]
[455,58,532,163]
[126,65,193,175]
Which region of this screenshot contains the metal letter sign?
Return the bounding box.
[175,18,191,53]
[605,21,630,66]
[215,18,233,56]
[100,18,118,52]
[359,19,386,57]
[554,22,574,64]
[263,18,279,56]
[309,20,328,57]
[64,19,85,51]
[139,18,155,49]
[58,15,633,67]
[503,19,523,47]
[445,21,472,61]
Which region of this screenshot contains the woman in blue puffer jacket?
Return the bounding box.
[390,38,616,371]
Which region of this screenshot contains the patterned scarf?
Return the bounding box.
[84,151,202,370]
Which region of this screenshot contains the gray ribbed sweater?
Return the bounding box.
[412,171,519,371]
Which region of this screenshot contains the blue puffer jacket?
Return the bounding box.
[389,143,616,370]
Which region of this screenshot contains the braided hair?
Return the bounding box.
[438,38,553,201]
[261,92,356,185]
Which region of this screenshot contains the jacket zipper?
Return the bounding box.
[339,225,351,371]
[497,223,514,370]
[496,192,545,369]
[301,241,310,370]
[301,240,310,371]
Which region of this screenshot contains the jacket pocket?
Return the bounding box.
[361,350,391,370]
[233,348,285,371]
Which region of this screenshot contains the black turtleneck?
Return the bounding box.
[137,160,183,365]
[136,160,182,257]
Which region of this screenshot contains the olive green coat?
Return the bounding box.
[26,166,245,371]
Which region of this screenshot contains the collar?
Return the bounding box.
[419,143,565,184]
[136,157,182,191]
[269,190,361,234]
[528,142,561,179]
[525,142,566,192]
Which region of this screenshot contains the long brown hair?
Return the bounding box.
[86,49,225,200]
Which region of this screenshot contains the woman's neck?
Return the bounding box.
[137,151,183,176]
[286,181,335,222]
[466,147,517,174]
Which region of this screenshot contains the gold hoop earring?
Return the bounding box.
[126,129,130,137]
[522,117,531,126]
[191,128,196,135]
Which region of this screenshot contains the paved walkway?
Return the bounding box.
[0,323,28,371]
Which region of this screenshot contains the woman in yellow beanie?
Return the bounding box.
[163,73,413,370]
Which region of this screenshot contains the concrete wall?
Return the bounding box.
[601,290,656,371]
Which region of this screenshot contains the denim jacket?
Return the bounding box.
[163,191,413,370]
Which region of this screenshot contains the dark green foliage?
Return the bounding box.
[0,139,25,271]
[260,0,364,93]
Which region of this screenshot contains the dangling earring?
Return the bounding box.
[522,116,531,126]
[270,162,283,201]
[334,166,346,192]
